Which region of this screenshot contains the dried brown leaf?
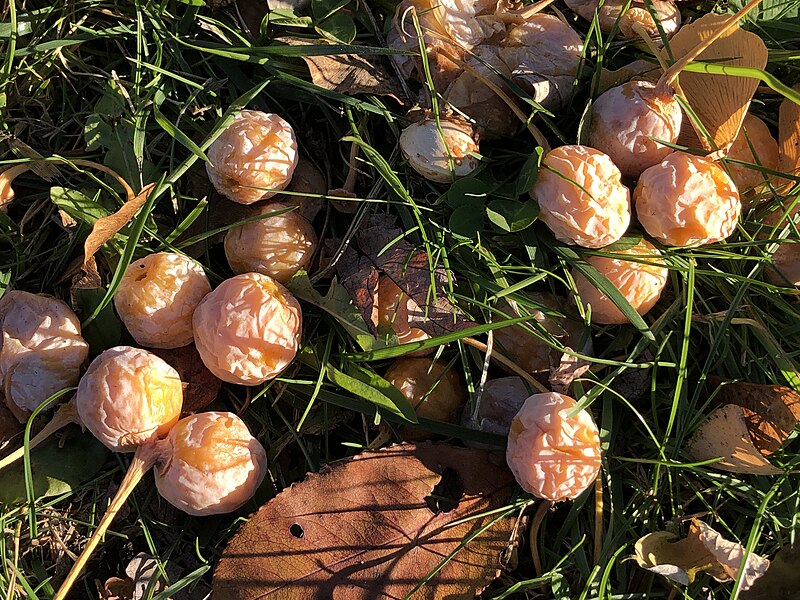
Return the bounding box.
[335,244,380,336]
[149,345,222,414]
[635,519,770,591]
[665,14,768,152]
[741,545,800,599]
[101,577,135,600]
[548,348,591,395]
[213,442,517,600]
[710,379,800,455]
[82,183,155,271]
[284,38,407,103]
[686,404,783,474]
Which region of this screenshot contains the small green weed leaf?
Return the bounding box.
[267,9,314,28]
[312,0,351,21]
[449,205,484,238]
[515,148,543,197]
[50,187,110,226]
[316,14,356,44]
[446,177,490,209]
[486,199,538,232]
[326,364,417,422]
[0,427,109,505]
[73,286,123,353]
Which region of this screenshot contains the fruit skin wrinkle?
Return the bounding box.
[206,110,298,205]
[530,145,631,249]
[506,392,602,502]
[635,151,741,247]
[76,346,183,452]
[114,252,211,349]
[154,411,267,516]
[0,291,89,422]
[192,273,302,385]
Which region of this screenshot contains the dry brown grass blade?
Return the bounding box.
[662,11,767,153]
[82,183,156,271]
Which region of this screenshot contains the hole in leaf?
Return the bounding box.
[424,467,464,514]
[290,523,304,539]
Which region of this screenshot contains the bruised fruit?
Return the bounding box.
[154,411,267,516]
[634,151,741,247]
[506,392,602,501]
[0,291,89,422]
[400,118,480,183]
[224,203,318,284]
[192,273,302,385]
[530,145,631,248]
[385,358,467,440]
[571,240,668,324]
[588,81,683,178]
[76,346,183,452]
[114,252,211,349]
[206,110,298,205]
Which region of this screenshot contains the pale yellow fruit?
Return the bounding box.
[192,273,302,385]
[154,411,267,516]
[634,151,740,247]
[572,240,668,324]
[206,110,298,205]
[400,118,480,183]
[114,252,211,349]
[530,145,631,248]
[0,291,89,422]
[385,358,466,440]
[76,346,183,452]
[588,81,682,178]
[224,203,317,284]
[506,392,602,502]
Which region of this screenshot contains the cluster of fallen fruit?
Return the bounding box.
[2,0,800,595]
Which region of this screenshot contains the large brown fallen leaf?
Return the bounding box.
[664,13,768,153]
[335,214,476,337]
[635,518,770,591]
[213,443,517,600]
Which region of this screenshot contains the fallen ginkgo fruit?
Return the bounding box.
[114,252,212,349]
[192,273,302,385]
[565,0,680,40]
[385,358,467,440]
[206,110,299,205]
[725,114,780,197]
[529,145,631,249]
[399,117,480,183]
[0,291,89,422]
[635,518,770,591]
[571,240,669,324]
[635,152,741,247]
[224,202,318,284]
[506,392,601,502]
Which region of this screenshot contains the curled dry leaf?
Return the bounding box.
[148,345,222,415]
[83,183,156,271]
[548,347,592,395]
[687,378,800,473]
[663,14,768,153]
[709,378,800,456]
[213,442,517,600]
[635,518,770,591]
[741,545,800,600]
[283,38,406,103]
[686,404,783,475]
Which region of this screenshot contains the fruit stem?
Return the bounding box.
[0,401,79,472]
[461,337,550,393]
[659,0,764,88]
[53,443,161,600]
